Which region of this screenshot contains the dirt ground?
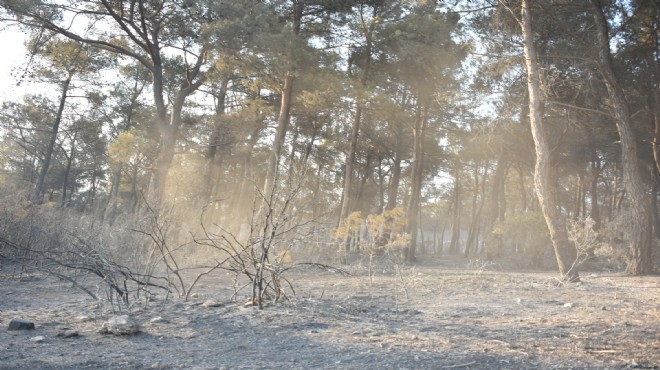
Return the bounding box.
[0,260,658,370]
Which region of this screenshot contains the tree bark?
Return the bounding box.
[60,131,77,208]
[589,0,653,274]
[449,164,461,255]
[405,100,428,262]
[262,3,303,205]
[387,119,405,210]
[590,155,601,229]
[34,73,72,204]
[519,0,578,281]
[205,77,230,200]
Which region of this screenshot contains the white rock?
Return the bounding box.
[100,315,140,335]
[29,336,45,343]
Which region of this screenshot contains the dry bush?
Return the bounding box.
[187,166,347,309]
[0,169,345,312]
[591,212,634,272]
[0,187,174,311]
[336,207,410,274]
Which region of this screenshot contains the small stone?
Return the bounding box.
[563,303,573,308]
[8,319,35,330]
[201,300,223,308]
[150,317,164,323]
[29,336,45,343]
[77,315,91,322]
[516,298,522,305]
[100,315,140,335]
[62,330,79,338]
[601,306,607,311]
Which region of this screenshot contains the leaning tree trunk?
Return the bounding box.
[34,73,72,204]
[520,0,578,281]
[262,4,302,208]
[589,0,653,274]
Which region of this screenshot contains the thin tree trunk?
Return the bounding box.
[590,155,601,229]
[105,165,122,224]
[262,4,302,206]
[575,170,585,219]
[205,77,230,200]
[387,119,405,210]
[653,169,660,239]
[519,0,578,281]
[465,162,486,258]
[61,132,77,207]
[651,66,660,174]
[589,0,653,274]
[34,73,72,204]
[405,101,428,262]
[377,161,385,214]
[263,71,294,202]
[449,165,461,255]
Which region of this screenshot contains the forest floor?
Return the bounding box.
[0,258,658,370]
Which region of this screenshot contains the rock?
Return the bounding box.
[563,302,574,308]
[201,300,224,308]
[100,315,140,335]
[29,336,45,343]
[56,330,79,338]
[8,319,35,330]
[149,316,164,323]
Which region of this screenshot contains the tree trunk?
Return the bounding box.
[263,71,294,201]
[262,4,302,205]
[590,155,601,229]
[387,119,405,211]
[205,77,230,200]
[149,39,206,203]
[104,164,122,224]
[34,73,72,204]
[449,165,461,255]
[405,101,428,262]
[61,132,77,207]
[520,0,578,281]
[465,161,486,258]
[575,170,585,219]
[651,71,660,174]
[589,0,653,274]
[653,169,660,239]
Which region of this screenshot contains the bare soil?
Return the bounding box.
[1,261,658,370]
